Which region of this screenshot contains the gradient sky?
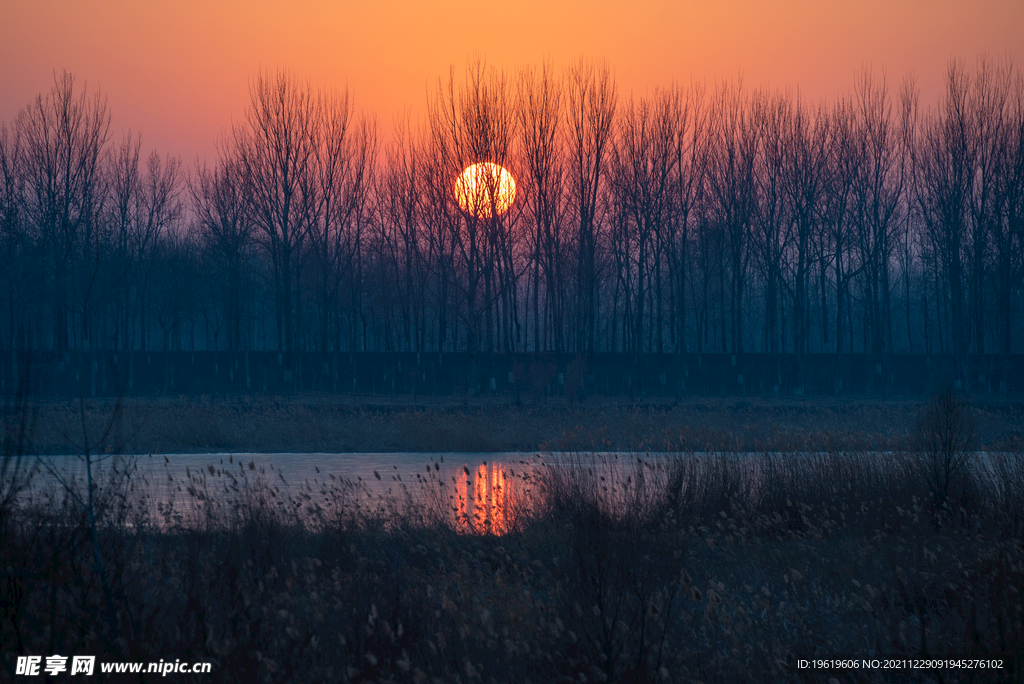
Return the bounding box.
[2,0,1021,168]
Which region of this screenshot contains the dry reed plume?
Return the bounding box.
[3,419,1023,682]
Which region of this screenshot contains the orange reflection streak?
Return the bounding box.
[474,464,488,530]
[449,461,518,535]
[491,465,503,527]
[453,468,469,532]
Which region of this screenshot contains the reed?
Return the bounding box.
[3,431,1023,682]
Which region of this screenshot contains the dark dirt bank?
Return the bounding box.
[6,394,1023,455]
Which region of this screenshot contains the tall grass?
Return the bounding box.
[3,437,1023,682]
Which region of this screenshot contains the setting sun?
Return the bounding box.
[454,162,516,218]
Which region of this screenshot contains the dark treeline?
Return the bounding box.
[1,58,1023,358]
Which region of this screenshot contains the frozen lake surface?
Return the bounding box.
[10,450,1013,533]
[12,452,569,531]
[14,448,1010,489]
[10,450,702,532]
[15,450,695,490]
[17,451,551,491]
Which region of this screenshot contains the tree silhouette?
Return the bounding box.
[0,59,1021,365]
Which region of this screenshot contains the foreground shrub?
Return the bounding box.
[917,387,978,509]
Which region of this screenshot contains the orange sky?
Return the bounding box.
[2,0,1021,167]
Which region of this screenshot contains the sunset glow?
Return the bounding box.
[3,2,1021,167]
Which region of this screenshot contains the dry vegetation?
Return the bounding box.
[3,393,1023,682]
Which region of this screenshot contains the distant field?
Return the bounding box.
[6,394,1023,455]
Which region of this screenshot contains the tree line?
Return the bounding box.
[1,58,1022,357]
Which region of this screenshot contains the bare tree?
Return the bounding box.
[307,91,377,353]
[375,117,427,352]
[821,98,864,354]
[914,62,974,365]
[566,59,617,353]
[994,69,1024,357]
[0,121,32,350]
[111,142,183,351]
[232,70,319,352]
[518,62,567,351]
[108,131,143,351]
[850,68,910,358]
[707,82,762,353]
[752,91,791,355]
[3,60,1022,358]
[783,96,831,357]
[189,149,252,351]
[427,58,518,354]
[419,127,460,351]
[667,82,710,354]
[609,89,677,353]
[17,71,111,350]
[963,58,1014,355]
[942,58,1020,364]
